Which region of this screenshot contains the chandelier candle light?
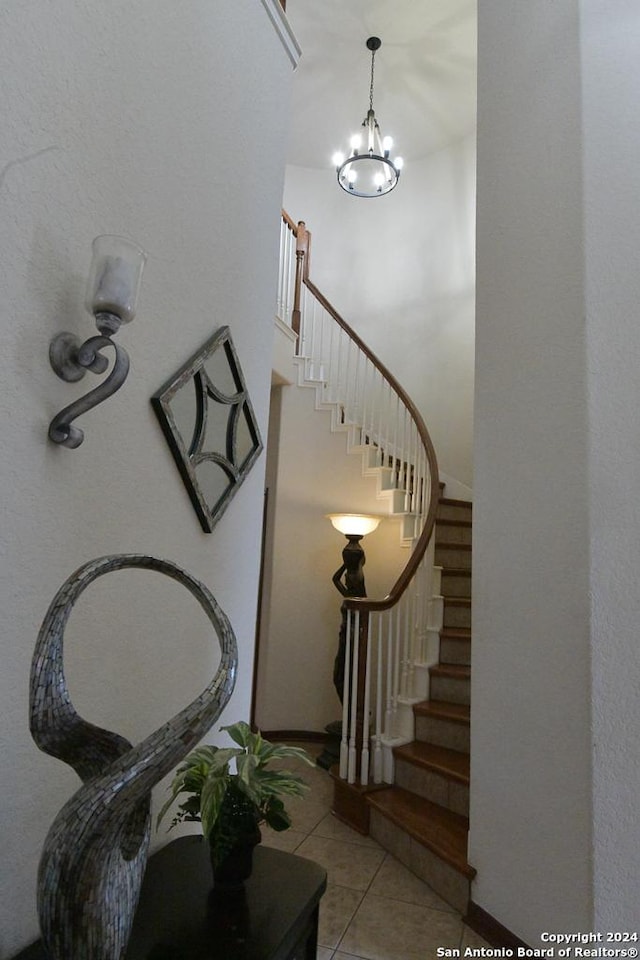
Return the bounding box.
[332,37,403,198]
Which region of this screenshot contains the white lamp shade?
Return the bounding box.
[327,513,382,537]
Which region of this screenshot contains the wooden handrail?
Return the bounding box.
[281,209,298,233]
[283,212,440,616]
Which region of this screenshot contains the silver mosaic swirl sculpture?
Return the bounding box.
[29,555,238,960]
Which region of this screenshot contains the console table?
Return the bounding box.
[13,837,327,960]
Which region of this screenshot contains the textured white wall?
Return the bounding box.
[283,134,476,489]
[581,0,640,930]
[472,0,593,942]
[0,1,294,952]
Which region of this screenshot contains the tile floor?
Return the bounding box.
[264,743,490,960]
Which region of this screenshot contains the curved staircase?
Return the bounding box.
[276,211,475,913]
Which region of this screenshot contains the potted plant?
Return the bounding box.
[157,721,314,889]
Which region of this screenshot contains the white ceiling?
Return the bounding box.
[284,0,477,169]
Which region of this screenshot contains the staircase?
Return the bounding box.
[276,211,475,911]
[367,492,474,913]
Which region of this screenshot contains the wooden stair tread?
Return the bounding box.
[444,597,471,608]
[437,541,472,551]
[429,663,470,680]
[436,518,473,529]
[440,627,471,640]
[441,567,472,577]
[368,786,475,878]
[415,700,470,725]
[394,741,470,784]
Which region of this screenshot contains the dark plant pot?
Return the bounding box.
[210,826,261,892]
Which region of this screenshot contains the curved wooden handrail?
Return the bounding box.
[283,212,440,615]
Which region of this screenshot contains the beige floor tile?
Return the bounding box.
[305,769,336,804]
[334,953,369,959]
[260,826,306,852]
[338,892,463,960]
[318,883,365,949]
[312,813,383,849]
[368,855,457,913]
[316,948,335,960]
[296,834,386,891]
[286,795,331,833]
[461,925,492,950]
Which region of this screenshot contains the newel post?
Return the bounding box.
[292,221,309,342]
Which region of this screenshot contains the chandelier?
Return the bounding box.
[332,37,403,198]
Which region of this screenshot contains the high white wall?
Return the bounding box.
[581,0,640,930]
[283,134,476,489]
[0,1,295,952]
[473,0,640,941]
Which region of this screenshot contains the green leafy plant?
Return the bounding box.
[157,721,314,866]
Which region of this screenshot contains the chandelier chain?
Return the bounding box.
[369,49,376,112]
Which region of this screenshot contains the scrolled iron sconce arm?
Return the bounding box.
[48,323,130,448]
[47,235,146,449]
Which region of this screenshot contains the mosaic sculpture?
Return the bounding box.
[29,554,238,960]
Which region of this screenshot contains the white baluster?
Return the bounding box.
[336,327,347,416]
[374,612,383,783]
[276,221,284,319]
[393,605,401,728]
[377,373,385,466]
[344,338,353,423]
[385,609,394,738]
[392,394,400,487]
[340,609,352,780]
[348,610,360,784]
[361,358,369,447]
[399,597,410,698]
[408,581,417,698]
[326,316,335,402]
[285,227,293,323]
[352,348,361,427]
[361,614,372,786]
[318,306,326,383]
[299,286,308,357]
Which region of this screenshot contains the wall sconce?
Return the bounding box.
[48,235,147,448]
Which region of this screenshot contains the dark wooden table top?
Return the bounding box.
[14,837,327,960]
